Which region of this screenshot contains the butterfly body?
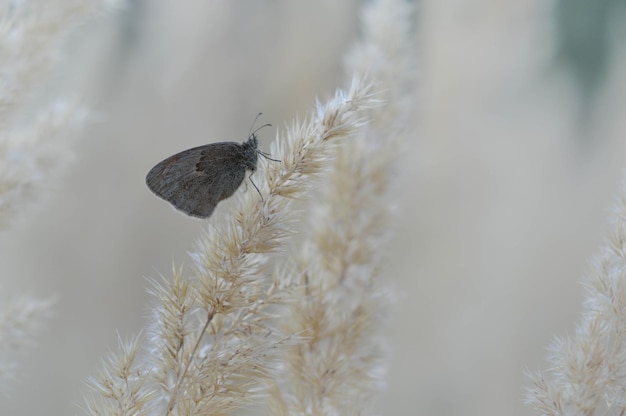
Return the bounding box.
[146,134,259,218]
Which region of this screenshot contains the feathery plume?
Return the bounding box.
[0,296,53,391]
[526,180,626,414]
[0,0,122,228]
[85,76,380,415]
[269,0,417,414]
[0,0,124,391]
[83,335,156,416]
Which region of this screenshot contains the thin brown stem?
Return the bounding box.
[166,309,215,415]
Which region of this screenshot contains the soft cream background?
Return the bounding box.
[2,1,625,414]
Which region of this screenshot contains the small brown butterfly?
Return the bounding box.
[146,115,275,218]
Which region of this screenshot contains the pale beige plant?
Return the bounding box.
[0,0,122,389]
[0,295,53,390]
[0,100,89,225]
[269,0,416,414]
[85,0,416,413]
[0,0,121,228]
[526,184,626,414]
[84,76,381,415]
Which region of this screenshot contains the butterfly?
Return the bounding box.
[146,116,275,218]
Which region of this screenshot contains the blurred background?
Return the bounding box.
[2,0,626,414]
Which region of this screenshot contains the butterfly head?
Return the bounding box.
[241,133,259,171]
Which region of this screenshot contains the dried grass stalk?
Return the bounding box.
[270,0,417,414]
[85,76,381,415]
[526,185,626,415]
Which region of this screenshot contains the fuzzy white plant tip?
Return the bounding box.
[0,296,53,390]
[526,178,626,415]
[0,0,122,228]
[269,0,416,414]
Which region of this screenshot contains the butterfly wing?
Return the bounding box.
[146,142,248,218]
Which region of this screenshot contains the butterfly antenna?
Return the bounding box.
[251,123,272,137]
[248,112,272,138]
[249,112,279,162]
[248,112,262,136]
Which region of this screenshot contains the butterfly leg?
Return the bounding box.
[248,172,263,202]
